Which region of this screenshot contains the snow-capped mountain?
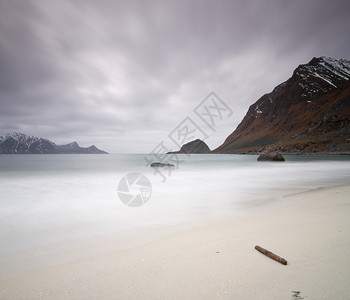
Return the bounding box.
[294,57,350,98]
[0,133,108,154]
[214,56,350,154]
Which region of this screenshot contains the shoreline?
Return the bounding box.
[1,185,350,299]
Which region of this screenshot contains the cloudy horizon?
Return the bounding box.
[1,0,350,153]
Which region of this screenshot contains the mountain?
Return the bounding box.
[0,133,108,154]
[214,56,350,154]
[167,139,211,154]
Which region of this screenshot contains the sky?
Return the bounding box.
[1,0,350,153]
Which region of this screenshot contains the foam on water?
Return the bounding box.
[0,154,350,254]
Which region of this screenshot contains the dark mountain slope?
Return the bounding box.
[214,57,350,154]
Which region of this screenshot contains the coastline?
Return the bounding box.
[1,185,350,299]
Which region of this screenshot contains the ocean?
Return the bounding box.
[1,154,350,256]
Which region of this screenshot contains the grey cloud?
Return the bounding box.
[1,0,350,153]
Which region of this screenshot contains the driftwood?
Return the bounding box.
[255,245,287,265]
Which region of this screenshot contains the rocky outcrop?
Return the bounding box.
[168,139,211,154]
[257,152,285,161]
[214,57,350,154]
[150,162,175,167]
[0,132,108,154]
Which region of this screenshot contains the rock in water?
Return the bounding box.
[257,152,285,161]
[150,162,175,167]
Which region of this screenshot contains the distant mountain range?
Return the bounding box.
[214,56,350,154]
[0,133,108,154]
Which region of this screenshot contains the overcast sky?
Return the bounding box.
[1,0,349,153]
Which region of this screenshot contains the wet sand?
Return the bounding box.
[1,185,350,299]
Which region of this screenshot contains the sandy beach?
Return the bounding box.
[1,185,350,300]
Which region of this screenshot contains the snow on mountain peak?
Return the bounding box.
[303,57,350,79]
[6,132,27,139]
[67,141,80,148]
[0,133,107,154]
[294,57,350,97]
[318,56,350,80]
[5,132,37,142]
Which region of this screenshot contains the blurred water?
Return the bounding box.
[0,154,350,254]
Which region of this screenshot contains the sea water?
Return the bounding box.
[0,154,350,255]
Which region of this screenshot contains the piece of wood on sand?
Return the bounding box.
[255,245,287,265]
